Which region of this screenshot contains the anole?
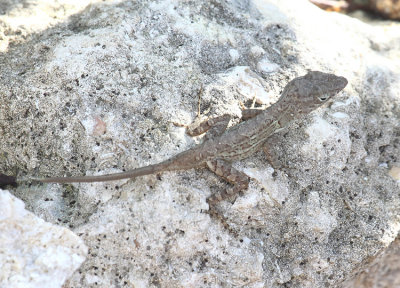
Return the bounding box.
[0,71,347,208]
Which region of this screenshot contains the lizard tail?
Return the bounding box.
[31,161,172,183]
[0,160,174,185]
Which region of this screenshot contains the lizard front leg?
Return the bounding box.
[206,159,249,232]
[263,141,284,170]
[241,108,264,121]
[186,114,231,140]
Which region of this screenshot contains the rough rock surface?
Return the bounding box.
[0,0,400,287]
[341,235,400,288]
[0,189,87,288]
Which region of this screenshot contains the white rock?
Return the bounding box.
[0,190,87,288]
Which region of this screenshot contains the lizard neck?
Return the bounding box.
[256,99,298,134]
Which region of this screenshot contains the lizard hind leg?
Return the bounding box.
[206,159,249,204]
[206,159,250,233]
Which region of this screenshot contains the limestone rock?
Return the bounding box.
[0,0,399,287]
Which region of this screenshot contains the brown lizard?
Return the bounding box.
[0,71,347,209]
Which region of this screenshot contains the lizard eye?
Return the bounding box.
[318,94,329,101]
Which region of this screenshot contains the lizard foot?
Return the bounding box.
[205,199,239,237]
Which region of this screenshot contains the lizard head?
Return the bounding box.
[281,71,348,115]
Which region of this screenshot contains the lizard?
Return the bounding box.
[0,71,347,213]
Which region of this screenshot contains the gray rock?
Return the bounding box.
[0,0,399,287]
